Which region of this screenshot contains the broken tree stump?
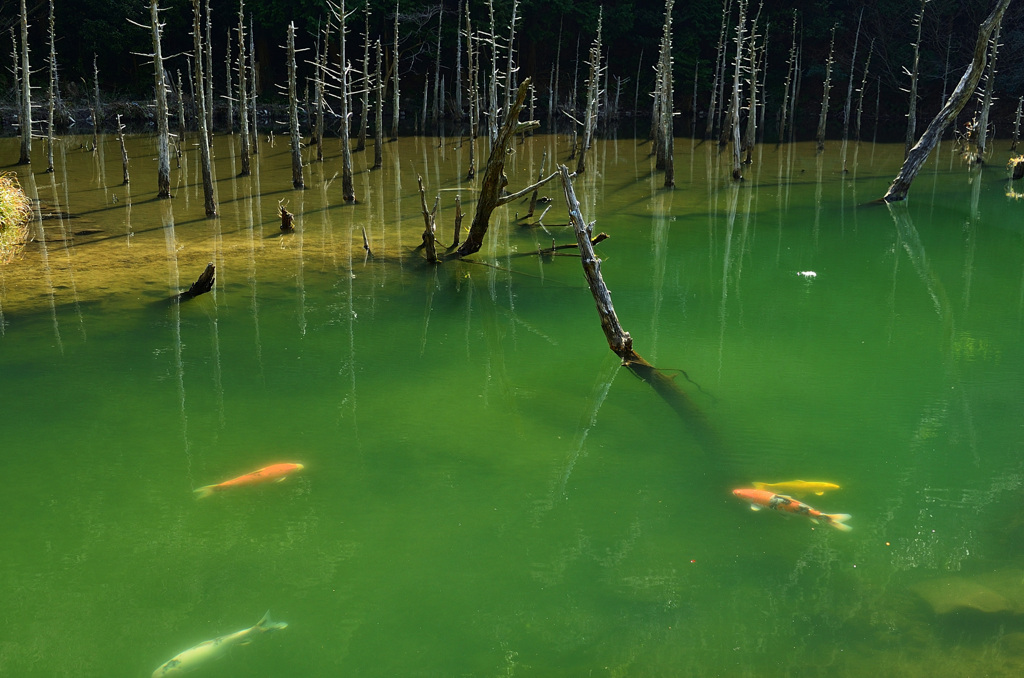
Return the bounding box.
[279,202,294,231]
[177,262,215,301]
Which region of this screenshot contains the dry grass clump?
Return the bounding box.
[0,173,32,264]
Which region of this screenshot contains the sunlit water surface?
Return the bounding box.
[3,131,1024,677]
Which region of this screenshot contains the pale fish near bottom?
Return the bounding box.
[152,611,287,677]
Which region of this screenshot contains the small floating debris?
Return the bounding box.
[796,270,817,279]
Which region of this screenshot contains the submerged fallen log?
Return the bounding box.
[558,165,720,453]
[176,262,215,301]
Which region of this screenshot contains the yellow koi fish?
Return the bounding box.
[751,480,840,497]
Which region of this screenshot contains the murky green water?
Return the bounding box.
[3,130,1024,677]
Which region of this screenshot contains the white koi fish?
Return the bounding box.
[152,611,287,677]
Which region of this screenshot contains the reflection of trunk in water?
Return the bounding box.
[163,199,195,490]
[26,172,63,353]
[52,144,86,340]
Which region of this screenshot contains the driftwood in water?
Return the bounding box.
[451,194,463,248]
[178,263,215,301]
[884,0,1011,203]
[558,164,718,451]
[279,202,294,230]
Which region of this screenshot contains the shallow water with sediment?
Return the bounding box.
[3,131,1024,676]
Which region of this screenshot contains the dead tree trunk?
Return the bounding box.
[742,3,761,163]
[457,78,546,257]
[854,39,874,143]
[225,28,233,134]
[417,176,439,264]
[249,19,259,155]
[287,22,303,189]
[178,263,216,301]
[728,0,747,180]
[150,0,170,197]
[905,0,927,159]
[204,0,214,137]
[559,164,720,451]
[465,5,477,179]
[18,0,31,165]
[193,0,217,215]
[1011,95,1022,151]
[335,0,356,202]
[373,38,384,169]
[841,8,863,149]
[705,0,732,141]
[44,0,55,173]
[884,0,1011,203]
[575,8,602,176]
[777,10,796,147]
[358,3,370,151]
[816,24,835,153]
[975,22,1001,163]
[116,114,129,185]
[92,55,100,151]
[390,1,400,140]
[236,0,250,176]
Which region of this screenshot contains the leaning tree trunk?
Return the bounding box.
[457,78,543,257]
[151,0,170,197]
[18,0,31,165]
[883,0,1012,203]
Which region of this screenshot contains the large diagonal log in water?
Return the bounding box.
[558,165,720,453]
[883,0,1012,203]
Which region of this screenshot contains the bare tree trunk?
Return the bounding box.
[204,0,214,137]
[904,0,927,158]
[18,0,31,165]
[287,22,303,189]
[883,0,1011,203]
[457,79,541,257]
[816,24,835,153]
[358,2,370,151]
[503,0,520,115]
[151,0,170,197]
[841,8,863,148]
[374,38,384,169]
[1011,95,1022,151]
[336,0,356,202]
[237,0,250,176]
[193,0,217,215]
[432,7,442,126]
[575,8,602,176]
[742,3,760,163]
[225,27,233,134]
[466,4,477,179]
[391,1,400,140]
[975,22,1001,162]
[92,54,101,151]
[705,0,732,140]
[854,40,873,143]
[417,176,439,263]
[455,1,463,118]
[313,19,327,162]
[660,2,675,187]
[729,0,747,180]
[45,0,55,174]
[11,29,21,144]
[249,19,259,155]
[116,114,129,185]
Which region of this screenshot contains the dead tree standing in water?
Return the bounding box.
[236,0,251,176]
[287,22,304,189]
[777,10,797,147]
[575,9,602,176]
[457,78,558,257]
[391,1,400,140]
[358,2,370,151]
[728,0,747,180]
[17,0,31,165]
[332,0,356,202]
[816,24,835,153]
[192,0,217,215]
[974,21,1002,163]
[44,0,56,173]
[659,0,675,187]
[883,0,1012,203]
[904,0,928,159]
[147,0,170,197]
[373,38,384,169]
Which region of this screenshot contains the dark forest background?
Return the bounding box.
[2,0,1023,141]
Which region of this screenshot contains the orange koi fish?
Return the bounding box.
[732,488,852,532]
[194,463,305,499]
[751,480,840,497]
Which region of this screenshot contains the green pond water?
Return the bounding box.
[3,131,1024,677]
